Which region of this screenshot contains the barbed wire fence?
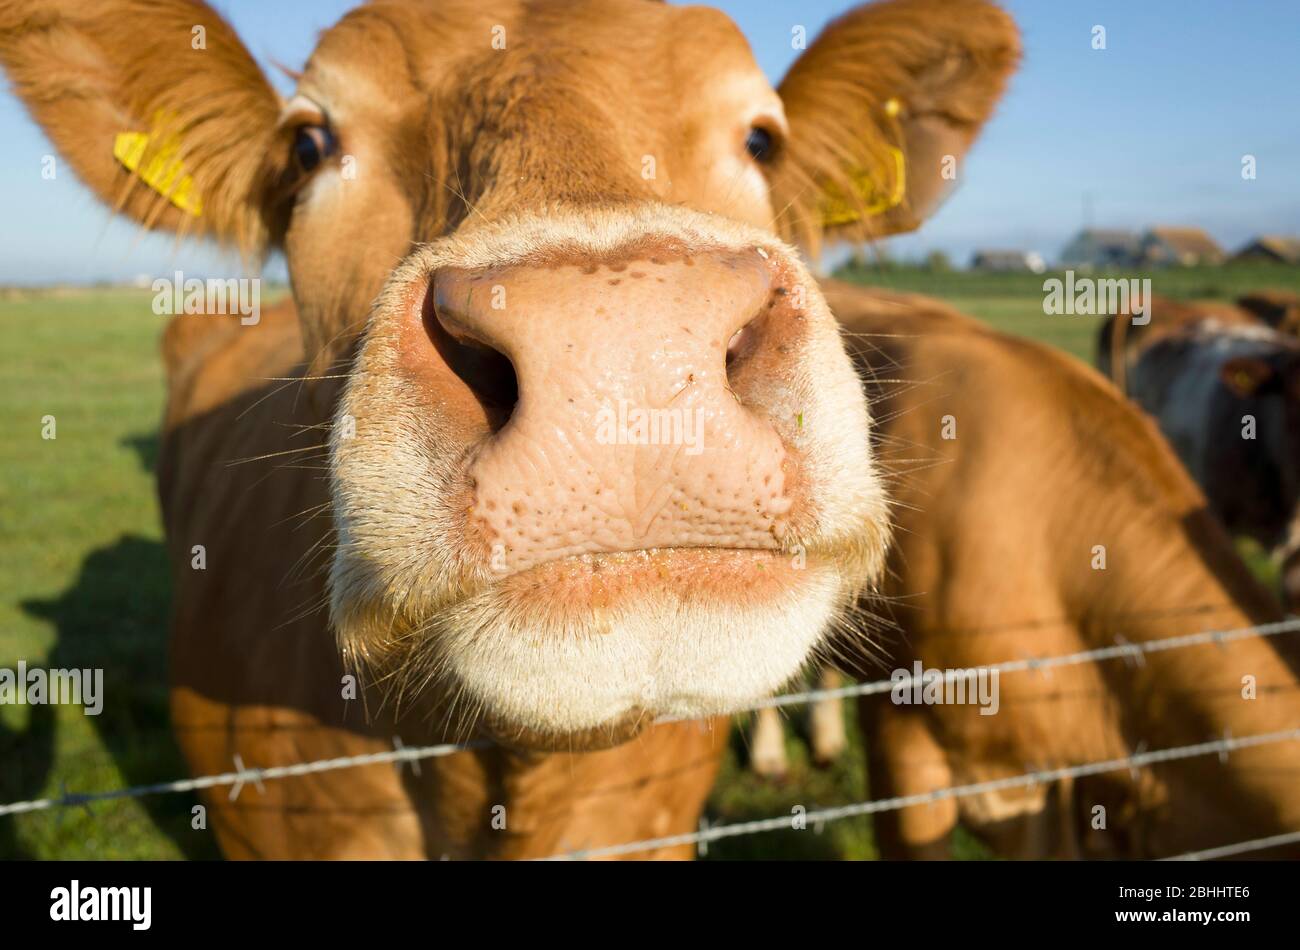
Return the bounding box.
[3,615,1300,861]
[545,727,1300,860]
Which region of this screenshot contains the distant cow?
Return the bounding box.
[1099,295,1300,607]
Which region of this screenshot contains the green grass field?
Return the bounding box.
[2,263,1298,859]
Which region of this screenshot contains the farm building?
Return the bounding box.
[1232,235,1300,264]
[1058,228,1141,269]
[970,249,1046,272]
[1139,226,1225,266]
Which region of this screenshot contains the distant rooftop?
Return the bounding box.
[1144,226,1224,259]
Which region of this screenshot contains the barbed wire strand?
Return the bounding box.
[2,616,1299,822]
[0,739,489,819]
[668,615,1300,717]
[544,727,1300,860]
[1162,828,1300,861]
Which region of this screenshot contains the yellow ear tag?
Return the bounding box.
[113,120,204,217]
[819,145,906,227]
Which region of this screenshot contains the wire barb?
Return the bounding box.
[0,739,489,819]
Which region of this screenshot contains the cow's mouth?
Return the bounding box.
[490,546,810,613]
[417,542,856,751]
[475,546,816,750]
[332,530,874,751]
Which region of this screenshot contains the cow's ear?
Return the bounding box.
[1221,357,1274,398]
[0,1,282,259]
[768,0,1019,253]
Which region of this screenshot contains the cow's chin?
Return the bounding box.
[336,548,856,752]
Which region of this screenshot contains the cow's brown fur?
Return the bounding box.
[831,282,1300,858]
[1,0,1020,857]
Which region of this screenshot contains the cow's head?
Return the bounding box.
[1217,342,1300,540]
[1,0,1017,747]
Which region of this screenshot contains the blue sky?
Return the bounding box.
[0,0,1297,282]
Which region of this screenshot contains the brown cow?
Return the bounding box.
[831,282,1300,859]
[753,292,1300,783]
[0,0,1019,857]
[1099,294,1300,608]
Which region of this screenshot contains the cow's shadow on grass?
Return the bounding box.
[121,431,159,472]
[0,687,54,858]
[8,431,217,859]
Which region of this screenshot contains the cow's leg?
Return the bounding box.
[172,689,427,860]
[956,782,1056,860]
[750,707,789,779]
[481,719,728,860]
[860,697,955,859]
[809,667,847,767]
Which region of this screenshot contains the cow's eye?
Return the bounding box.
[292,125,338,173]
[745,126,776,163]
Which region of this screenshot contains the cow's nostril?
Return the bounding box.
[725,321,759,378]
[726,326,745,361]
[422,293,518,423]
